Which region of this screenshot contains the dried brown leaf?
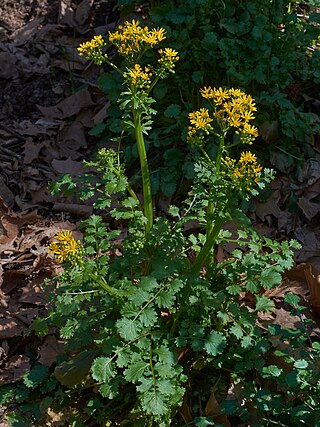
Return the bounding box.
[37,89,95,119]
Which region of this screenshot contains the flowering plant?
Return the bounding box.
[5,20,306,427]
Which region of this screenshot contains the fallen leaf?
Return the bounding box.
[0,317,24,339]
[205,390,231,427]
[37,89,95,119]
[38,335,65,367]
[0,355,30,385]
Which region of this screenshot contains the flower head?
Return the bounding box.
[124,64,153,89]
[189,86,259,145]
[48,231,83,265]
[108,20,167,60]
[223,151,262,191]
[78,35,107,65]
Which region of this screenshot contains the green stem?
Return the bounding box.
[206,133,225,238]
[104,57,123,75]
[133,110,153,235]
[191,215,225,276]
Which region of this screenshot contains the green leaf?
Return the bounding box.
[229,324,243,339]
[141,389,168,415]
[23,364,48,389]
[285,371,299,387]
[260,268,282,288]
[294,359,308,369]
[192,71,203,83]
[55,349,97,387]
[204,332,227,356]
[140,306,158,327]
[262,365,283,378]
[255,295,275,313]
[140,276,159,292]
[241,336,253,349]
[5,412,30,427]
[164,104,181,118]
[116,318,141,340]
[99,379,122,399]
[194,417,215,427]
[284,292,300,307]
[155,346,176,365]
[91,357,116,383]
[124,360,149,383]
[201,32,218,49]
[157,379,176,396]
[136,377,153,393]
[157,288,176,308]
[88,123,107,136]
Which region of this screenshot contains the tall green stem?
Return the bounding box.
[191,216,225,276]
[206,133,225,237]
[133,110,153,234]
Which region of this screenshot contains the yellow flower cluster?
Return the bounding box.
[78,35,107,65]
[124,64,152,89]
[188,86,259,146]
[48,231,83,264]
[108,19,166,59]
[189,108,213,132]
[200,86,259,143]
[157,48,179,74]
[223,151,262,190]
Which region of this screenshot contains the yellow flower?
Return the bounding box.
[229,151,262,188]
[200,86,215,99]
[55,231,73,242]
[108,20,167,58]
[48,231,83,264]
[189,108,213,130]
[195,86,259,142]
[124,64,152,89]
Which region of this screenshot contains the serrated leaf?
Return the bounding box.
[294,359,308,369]
[88,123,107,136]
[284,292,300,307]
[99,379,121,399]
[139,306,158,327]
[260,268,282,288]
[229,324,243,339]
[157,379,176,396]
[255,295,275,313]
[155,346,176,365]
[204,332,226,356]
[140,276,159,292]
[124,361,149,383]
[262,365,283,378]
[241,336,253,348]
[227,284,242,295]
[141,389,168,415]
[168,205,180,217]
[137,377,153,393]
[194,417,215,427]
[129,290,151,306]
[217,311,229,324]
[116,318,142,340]
[156,289,175,308]
[23,364,48,389]
[232,249,243,259]
[91,357,116,383]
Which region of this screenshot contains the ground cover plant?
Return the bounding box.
[2,17,320,427]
